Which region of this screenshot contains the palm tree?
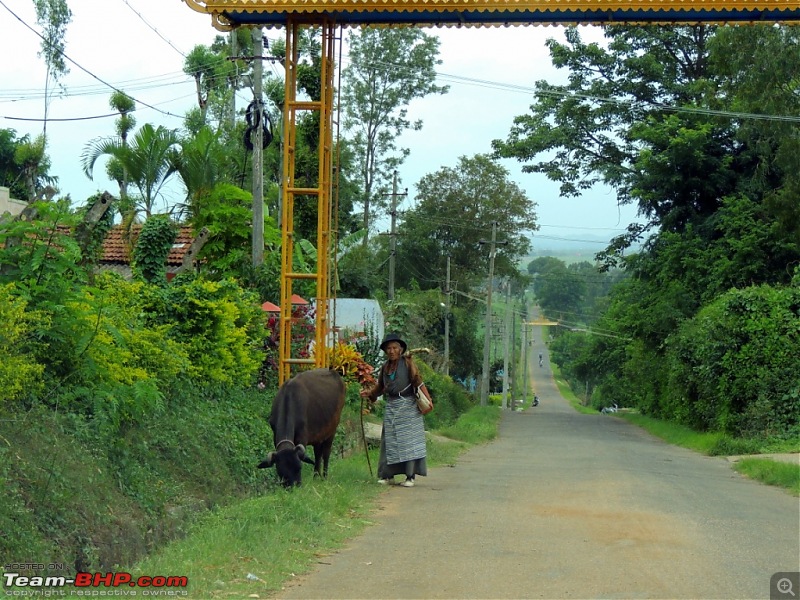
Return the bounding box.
[108,91,136,200]
[172,126,226,220]
[81,124,180,218]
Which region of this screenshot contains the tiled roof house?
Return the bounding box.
[2,191,202,279]
[98,225,198,279]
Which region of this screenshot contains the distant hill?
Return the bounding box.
[520,234,641,267]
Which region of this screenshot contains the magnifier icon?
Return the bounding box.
[777,578,796,597]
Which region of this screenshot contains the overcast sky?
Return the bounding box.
[1,0,640,251]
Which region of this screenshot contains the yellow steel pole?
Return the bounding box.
[278,18,336,384]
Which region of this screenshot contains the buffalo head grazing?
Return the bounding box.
[258,442,310,487]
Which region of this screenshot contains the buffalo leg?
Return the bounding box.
[318,437,334,478]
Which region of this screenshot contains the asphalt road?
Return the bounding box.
[276,340,800,600]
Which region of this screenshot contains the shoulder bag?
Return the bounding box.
[415,385,434,415]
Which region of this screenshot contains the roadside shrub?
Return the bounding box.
[666,285,800,436]
[0,283,46,403]
[142,278,264,385]
[414,359,475,429]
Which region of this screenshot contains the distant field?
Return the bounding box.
[520,249,602,266]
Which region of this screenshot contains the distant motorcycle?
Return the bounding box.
[532,395,539,407]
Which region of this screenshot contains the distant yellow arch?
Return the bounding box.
[184,0,800,30]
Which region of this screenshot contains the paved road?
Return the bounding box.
[276,332,800,600]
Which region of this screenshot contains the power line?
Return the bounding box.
[0,0,186,120]
[346,55,800,125]
[118,0,187,58]
[3,112,118,122]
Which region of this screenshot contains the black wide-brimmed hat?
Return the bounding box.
[380,332,407,353]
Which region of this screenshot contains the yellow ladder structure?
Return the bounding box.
[278,18,338,384]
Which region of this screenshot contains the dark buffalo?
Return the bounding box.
[258,368,346,487]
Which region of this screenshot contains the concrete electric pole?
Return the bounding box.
[479,222,507,406]
[386,171,406,301]
[251,27,264,267]
[501,279,511,410]
[444,255,451,377]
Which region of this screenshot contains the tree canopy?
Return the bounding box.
[342,28,448,242]
[395,154,537,292]
[512,25,800,437]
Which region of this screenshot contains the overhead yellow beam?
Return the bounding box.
[183,0,800,30]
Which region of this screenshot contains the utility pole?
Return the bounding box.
[251,27,264,267]
[501,279,511,410]
[229,31,237,129]
[479,222,506,406]
[522,321,529,409]
[510,304,517,411]
[444,256,451,377]
[385,171,406,301]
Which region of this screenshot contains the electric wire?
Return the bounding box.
[4,16,798,128]
[118,0,187,58]
[0,0,185,120]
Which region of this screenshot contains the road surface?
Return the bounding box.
[275,332,800,600]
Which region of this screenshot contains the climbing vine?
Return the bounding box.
[132,215,177,284]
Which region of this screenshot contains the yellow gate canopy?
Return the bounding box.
[183,0,800,30]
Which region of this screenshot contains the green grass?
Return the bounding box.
[732,459,800,496]
[619,413,726,454]
[438,405,501,445]
[133,462,382,598]
[129,405,500,598]
[551,365,596,414]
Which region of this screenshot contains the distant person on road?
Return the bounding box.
[361,332,432,488]
[538,352,544,368]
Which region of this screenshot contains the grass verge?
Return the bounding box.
[130,405,501,598]
[133,463,382,598]
[617,413,800,495]
[732,459,800,496]
[551,365,595,415]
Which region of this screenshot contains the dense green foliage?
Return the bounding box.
[396,154,537,291]
[665,285,800,437]
[132,215,177,284]
[0,385,272,572]
[507,25,800,441]
[0,129,56,200]
[342,28,448,239]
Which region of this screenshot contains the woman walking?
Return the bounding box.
[361,332,433,487]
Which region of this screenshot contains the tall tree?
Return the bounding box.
[107,91,136,201]
[342,29,448,243]
[501,25,800,428]
[395,154,537,292]
[183,43,244,128]
[14,134,51,200]
[492,26,718,237]
[33,0,72,139]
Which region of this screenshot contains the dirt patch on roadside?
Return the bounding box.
[725,453,799,464]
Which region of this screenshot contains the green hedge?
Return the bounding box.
[665,285,800,437]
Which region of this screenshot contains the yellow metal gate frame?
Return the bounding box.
[183,0,800,385]
[278,18,337,383]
